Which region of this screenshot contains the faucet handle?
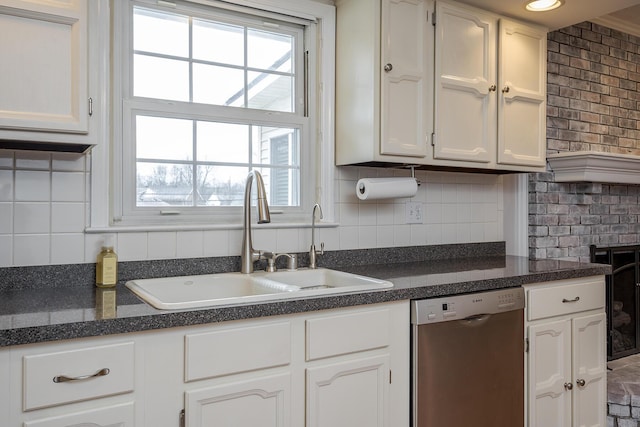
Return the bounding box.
[264,253,298,272]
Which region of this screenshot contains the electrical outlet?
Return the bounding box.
[405,201,423,224]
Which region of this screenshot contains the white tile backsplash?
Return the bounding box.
[0,154,505,267]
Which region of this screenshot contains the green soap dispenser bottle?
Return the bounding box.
[96,236,118,288]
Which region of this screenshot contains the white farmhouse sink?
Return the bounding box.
[125,268,392,310]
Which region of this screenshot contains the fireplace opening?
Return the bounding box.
[591,244,640,360]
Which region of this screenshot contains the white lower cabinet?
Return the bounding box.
[306,355,389,427]
[178,301,409,427]
[524,276,606,427]
[0,301,408,426]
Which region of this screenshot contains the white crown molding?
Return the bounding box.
[548,151,640,184]
[591,15,640,38]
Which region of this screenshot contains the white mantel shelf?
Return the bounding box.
[547,151,640,184]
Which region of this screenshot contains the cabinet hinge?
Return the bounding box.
[525,338,529,353]
[430,132,436,146]
[432,11,436,26]
[389,370,392,384]
[88,97,93,117]
[179,409,185,427]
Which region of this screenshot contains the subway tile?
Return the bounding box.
[376,203,395,225]
[0,235,11,267]
[275,228,299,253]
[147,232,177,260]
[117,233,148,261]
[51,233,85,265]
[376,225,394,248]
[14,203,50,234]
[338,226,358,250]
[0,170,13,201]
[52,172,85,202]
[0,203,11,234]
[15,170,50,201]
[358,203,377,226]
[252,228,277,253]
[393,224,411,246]
[15,151,50,170]
[0,150,14,168]
[13,234,50,266]
[177,231,204,259]
[340,203,359,226]
[52,153,86,172]
[203,230,230,257]
[358,225,377,249]
[51,203,85,233]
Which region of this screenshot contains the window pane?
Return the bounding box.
[247,72,293,112]
[134,55,189,101]
[193,63,245,107]
[248,29,293,72]
[137,116,193,161]
[133,7,189,58]
[252,126,299,166]
[197,121,248,163]
[193,19,244,66]
[137,163,195,207]
[199,165,248,206]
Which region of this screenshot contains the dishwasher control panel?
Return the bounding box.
[411,287,525,325]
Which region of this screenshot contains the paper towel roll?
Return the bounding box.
[356,177,418,200]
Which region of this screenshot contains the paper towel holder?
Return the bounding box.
[406,165,422,186]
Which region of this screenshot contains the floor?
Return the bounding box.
[607,354,640,426]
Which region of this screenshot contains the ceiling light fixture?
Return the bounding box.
[525,0,564,12]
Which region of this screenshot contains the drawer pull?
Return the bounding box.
[562,297,580,303]
[53,368,110,383]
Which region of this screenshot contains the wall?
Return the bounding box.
[530,22,640,261]
[0,149,504,267]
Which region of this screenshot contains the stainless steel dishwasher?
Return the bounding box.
[411,287,525,427]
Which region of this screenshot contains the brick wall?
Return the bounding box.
[530,22,640,261]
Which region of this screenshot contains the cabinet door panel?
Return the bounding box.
[528,319,572,427]
[572,312,606,427]
[498,19,546,167]
[307,355,389,427]
[0,2,88,133]
[380,0,428,158]
[186,373,291,427]
[434,2,496,163]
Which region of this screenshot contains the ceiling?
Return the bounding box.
[454,0,640,32]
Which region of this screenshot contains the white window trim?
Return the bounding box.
[88,0,335,232]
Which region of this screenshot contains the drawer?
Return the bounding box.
[527,277,605,321]
[185,322,291,382]
[23,341,135,411]
[306,308,390,361]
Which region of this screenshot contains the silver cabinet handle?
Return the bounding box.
[576,379,586,387]
[53,368,110,383]
[562,297,580,303]
[502,86,510,93]
[564,382,573,391]
[384,63,393,72]
[489,84,497,92]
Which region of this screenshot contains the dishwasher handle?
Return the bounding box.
[458,313,491,327]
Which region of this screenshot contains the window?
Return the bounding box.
[110,0,327,226]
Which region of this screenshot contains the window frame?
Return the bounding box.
[99,0,334,229]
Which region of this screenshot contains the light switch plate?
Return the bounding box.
[405,201,423,224]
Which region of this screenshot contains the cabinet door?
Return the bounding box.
[528,319,572,427]
[0,0,88,133]
[497,19,546,167]
[23,402,134,427]
[306,355,389,427]
[572,312,606,427]
[185,373,291,427]
[380,0,429,158]
[433,2,496,164]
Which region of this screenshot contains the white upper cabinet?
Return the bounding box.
[380,0,430,158]
[335,0,433,166]
[433,0,547,172]
[0,0,93,151]
[433,1,496,164]
[498,18,547,169]
[335,0,547,172]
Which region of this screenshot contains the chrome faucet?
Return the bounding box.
[240,170,271,274]
[309,203,324,269]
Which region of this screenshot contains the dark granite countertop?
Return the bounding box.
[0,243,611,348]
